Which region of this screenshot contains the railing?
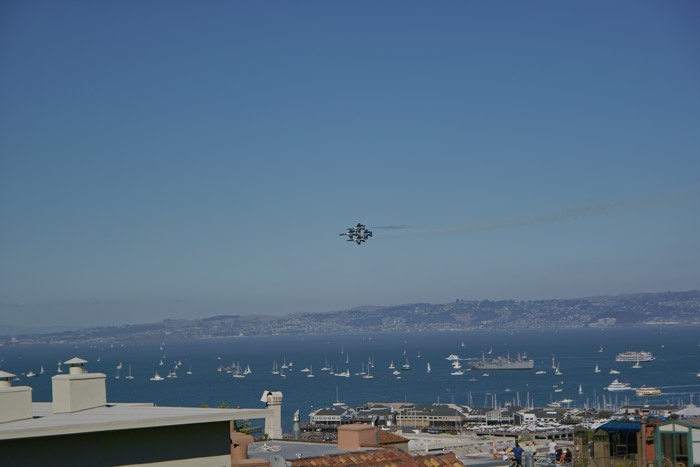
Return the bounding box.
[533,455,637,467]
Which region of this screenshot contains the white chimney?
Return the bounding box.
[260,390,283,439]
[0,370,33,423]
[52,357,106,414]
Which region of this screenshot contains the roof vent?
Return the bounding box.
[64,357,88,375]
[0,370,14,388]
[0,370,33,423]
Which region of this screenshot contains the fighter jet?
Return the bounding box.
[339,223,372,245]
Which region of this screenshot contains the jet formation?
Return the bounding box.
[339,223,373,245]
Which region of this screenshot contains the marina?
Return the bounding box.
[1,327,699,432]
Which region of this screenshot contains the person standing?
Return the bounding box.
[512,442,525,467]
[564,448,572,464]
[548,438,557,464]
[524,442,534,467]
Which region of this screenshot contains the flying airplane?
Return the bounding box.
[339,223,372,245]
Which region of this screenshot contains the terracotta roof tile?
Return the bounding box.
[378,430,410,444]
[289,448,465,467]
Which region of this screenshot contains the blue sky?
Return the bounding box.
[1,1,699,329]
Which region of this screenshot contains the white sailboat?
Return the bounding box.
[149,371,164,381]
[632,358,642,369]
[306,365,315,378]
[426,362,431,374]
[126,365,135,379]
[333,387,345,406]
[232,363,245,378]
[388,360,395,370]
[594,364,601,373]
[115,368,120,379]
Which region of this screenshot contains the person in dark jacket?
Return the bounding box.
[511,442,525,467]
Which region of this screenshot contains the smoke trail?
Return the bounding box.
[371,225,411,230]
[383,189,700,239]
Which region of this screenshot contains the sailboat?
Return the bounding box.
[232,363,245,378]
[57,361,63,373]
[579,384,583,395]
[388,360,395,370]
[306,365,315,378]
[426,362,431,374]
[362,366,373,379]
[115,367,120,379]
[149,371,164,381]
[594,364,601,373]
[333,387,345,406]
[126,365,135,379]
[402,357,411,371]
[632,358,642,369]
[186,365,193,375]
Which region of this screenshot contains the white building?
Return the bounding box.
[0,358,281,467]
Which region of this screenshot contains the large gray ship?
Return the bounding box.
[469,352,534,370]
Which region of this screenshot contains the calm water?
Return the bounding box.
[2,328,699,431]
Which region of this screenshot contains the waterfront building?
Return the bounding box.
[396,403,469,431]
[614,404,678,420]
[309,405,357,425]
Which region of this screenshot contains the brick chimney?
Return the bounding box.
[52,357,106,414]
[337,424,378,450]
[0,370,33,423]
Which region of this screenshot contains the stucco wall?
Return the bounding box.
[0,421,231,467]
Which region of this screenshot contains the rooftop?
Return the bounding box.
[0,402,270,440]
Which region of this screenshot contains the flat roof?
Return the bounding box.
[247,440,370,463]
[0,402,271,440]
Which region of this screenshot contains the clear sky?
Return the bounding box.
[1,1,699,330]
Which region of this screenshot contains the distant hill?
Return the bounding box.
[2,290,699,345]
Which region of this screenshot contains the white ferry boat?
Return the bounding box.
[636,386,662,396]
[615,350,655,362]
[604,379,633,391]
